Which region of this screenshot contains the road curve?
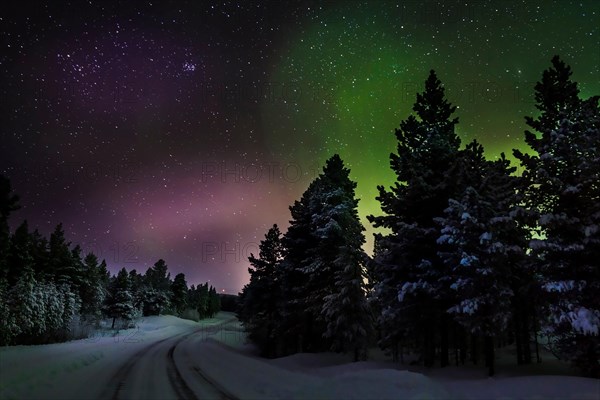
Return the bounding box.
[99,319,237,400]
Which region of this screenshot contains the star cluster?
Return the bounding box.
[1,0,598,292]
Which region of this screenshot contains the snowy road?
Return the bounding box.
[99,324,234,400]
[0,314,240,400]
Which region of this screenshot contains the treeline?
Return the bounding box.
[0,188,220,345]
[238,56,599,377]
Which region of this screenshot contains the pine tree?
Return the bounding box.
[79,253,106,321]
[195,282,209,318]
[30,229,50,280]
[207,286,221,317]
[310,155,372,361]
[7,220,34,286]
[141,259,172,315]
[368,70,462,367]
[104,268,136,329]
[270,155,373,358]
[0,175,20,282]
[171,273,188,315]
[7,267,45,340]
[437,142,527,375]
[48,224,76,285]
[514,56,600,377]
[279,178,322,354]
[98,259,110,287]
[239,224,284,356]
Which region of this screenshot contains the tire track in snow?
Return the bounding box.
[166,334,199,400]
[102,318,237,400]
[174,318,239,400]
[190,365,238,400]
[102,335,175,400]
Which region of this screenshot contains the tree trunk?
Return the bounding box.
[471,334,479,365]
[533,307,541,363]
[440,314,449,367]
[485,335,495,376]
[459,327,467,365]
[454,334,459,367]
[522,309,532,364]
[515,312,523,365]
[424,328,435,367]
[400,341,404,364]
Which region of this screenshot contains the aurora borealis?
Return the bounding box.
[1,1,598,293]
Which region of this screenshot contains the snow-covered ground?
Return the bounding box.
[1,313,598,400]
[0,313,233,399]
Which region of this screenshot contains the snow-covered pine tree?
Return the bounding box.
[5,221,53,343]
[437,141,527,376]
[368,70,462,367]
[7,267,46,341]
[367,234,408,362]
[41,281,66,338]
[279,155,372,357]
[104,267,136,329]
[314,155,372,361]
[141,259,172,315]
[79,253,106,321]
[514,56,600,377]
[279,178,322,354]
[0,277,17,345]
[239,224,284,357]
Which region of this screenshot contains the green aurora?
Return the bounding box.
[261,0,599,253]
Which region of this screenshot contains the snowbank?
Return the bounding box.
[189,318,599,400]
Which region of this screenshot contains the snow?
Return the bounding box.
[0,313,229,399]
[479,231,492,244]
[568,307,600,335]
[584,225,598,237]
[2,312,599,400]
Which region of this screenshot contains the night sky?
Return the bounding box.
[1,1,598,293]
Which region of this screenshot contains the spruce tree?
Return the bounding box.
[239,224,284,356]
[104,268,136,329]
[171,273,189,315]
[310,155,372,361]
[30,229,50,280]
[368,70,461,367]
[514,56,600,377]
[196,282,209,317]
[437,142,527,376]
[279,178,322,354]
[48,224,76,285]
[79,253,106,320]
[270,155,373,358]
[0,175,20,282]
[207,286,221,317]
[141,259,172,315]
[7,220,34,286]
